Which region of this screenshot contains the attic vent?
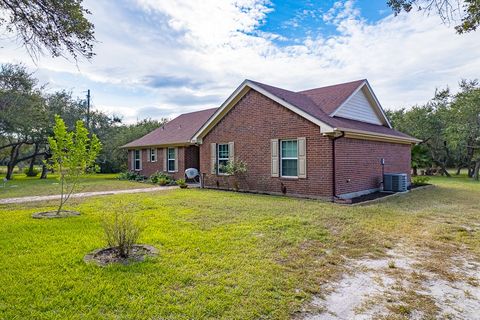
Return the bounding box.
[383,173,408,192]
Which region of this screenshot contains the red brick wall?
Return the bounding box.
[127,146,194,180]
[184,146,200,170]
[200,89,334,198]
[335,138,412,196]
[199,89,412,199]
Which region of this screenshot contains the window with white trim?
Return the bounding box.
[217,143,229,175]
[149,148,157,162]
[167,147,175,172]
[280,140,298,177]
[134,150,141,171]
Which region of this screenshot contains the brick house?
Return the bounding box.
[122,108,217,179]
[194,79,419,200]
[124,79,419,200]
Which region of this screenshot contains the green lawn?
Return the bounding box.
[0,176,479,319]
[0,173,153,199]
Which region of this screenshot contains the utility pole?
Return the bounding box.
[86,89,91,129]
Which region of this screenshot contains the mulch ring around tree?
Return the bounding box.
[32,210,81,219]
[84,245,158,266]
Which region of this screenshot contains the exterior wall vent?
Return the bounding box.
[383,173,408,192]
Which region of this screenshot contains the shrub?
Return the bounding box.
[176,178,187,188]
[223,160,247,191]
[118,171,145,181]
[102,207,144,258]
[149,171,171,184]
[412,176,430,185]
[223,160,247,176]
[24,167,40,177]
[158,177,169,186]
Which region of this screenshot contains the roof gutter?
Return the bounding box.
[331,127,422,144]
[329,131,345,200]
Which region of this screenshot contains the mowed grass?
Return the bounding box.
[0,173,153,199]
[0,176,479,319]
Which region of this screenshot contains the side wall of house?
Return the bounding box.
[199,89,334,198]
[128,146,200,179]
[335,138,411,197]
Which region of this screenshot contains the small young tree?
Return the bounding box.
[102,207,144,258]
[47,115,101,214]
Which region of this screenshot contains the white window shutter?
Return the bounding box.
[139,149,143,170]
[271,139,279,177]
[163,148,167,171]
[229,141,235,162]
[174,147,179,172]
[147,149,150,162]
[298,137,306,178]
[210,143,217,174]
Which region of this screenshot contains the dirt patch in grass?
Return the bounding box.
[32,210,80,219]
[84,244,158,266]
[300,244,480,319]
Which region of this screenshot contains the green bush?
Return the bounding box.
[149,172,172,185]
[23,167,40,177]
[176,178,187,188]
[102,207,144,258]
[118,171,144,181]
[157,177,169,186]
[412,175,430,185]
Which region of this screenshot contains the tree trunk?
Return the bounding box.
[474,160,480,181]
[439,164,451,177]
[27,143,39,176]
[40,163,48,179]
[469,162,475,178]
[40,152,50,179]
[412,167,418,176]
[5,144,21,180]
[456,166,462,175]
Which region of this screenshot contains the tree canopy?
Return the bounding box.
[0,63,168,179]
[0,0,95,60]
[387,0,480,33]
[387,79,480,179]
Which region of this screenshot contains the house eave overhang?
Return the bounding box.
[191,80,335,143]
[121,142,193,149]
[323,127,421,144]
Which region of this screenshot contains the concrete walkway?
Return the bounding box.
[0,184,198,205]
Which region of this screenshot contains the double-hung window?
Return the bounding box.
[149,148,157,162]
[134,150,141,171]
[280,140,298,177]
[167,147,176,172]
[217,144,229,175]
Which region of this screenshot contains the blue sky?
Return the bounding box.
[258,0,390,43]
[0,0,479,123]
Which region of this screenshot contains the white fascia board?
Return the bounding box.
[364,80,392,128]
[247,82,334,132]
[191,80,250,143]
[333,127,422,143]
[191,80,334,142]
[330,80,392,129]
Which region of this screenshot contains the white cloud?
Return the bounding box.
[0,0,478,123]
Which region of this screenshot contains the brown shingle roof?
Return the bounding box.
[248,79,416,140]
[299,79,366,115]
[122,107,217,148]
